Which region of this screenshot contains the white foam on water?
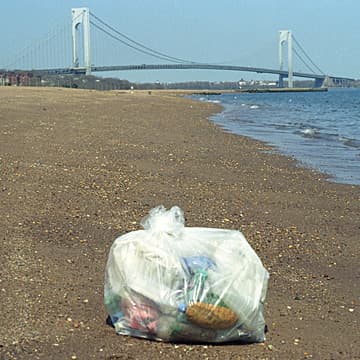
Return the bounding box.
[300,128,317,137]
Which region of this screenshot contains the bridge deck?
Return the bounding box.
[27,63,354,84]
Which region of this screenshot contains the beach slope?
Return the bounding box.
[0,87,359,359]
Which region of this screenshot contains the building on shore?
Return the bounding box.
[0,71,33,86]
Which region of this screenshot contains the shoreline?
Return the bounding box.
[1,87,359,359]
[195,91,360,188]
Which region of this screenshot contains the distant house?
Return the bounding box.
[0,71,32,86]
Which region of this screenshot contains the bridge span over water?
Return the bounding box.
[2,7,355,88]
[32,63,353,88]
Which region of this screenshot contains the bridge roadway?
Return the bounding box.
[31,63,354,86]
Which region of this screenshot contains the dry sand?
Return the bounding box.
[0,87,359,359]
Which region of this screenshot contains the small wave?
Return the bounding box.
[274,124,290,130]
[250,105,259,109]
[300,128,317,137]
[339,136,360,149]
[208,100,221,104]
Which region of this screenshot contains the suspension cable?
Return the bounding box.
[90,21,189,63]
[292,35,324,74]
[293,48,317,74]
[90,12,197,64]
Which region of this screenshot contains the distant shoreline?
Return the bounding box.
[162,87,328,96]
[237,87,328,93]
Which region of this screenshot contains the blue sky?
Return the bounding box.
[1,0,359,83]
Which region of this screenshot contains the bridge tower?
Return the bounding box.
[72,8,91,75]
[278,30,293,88]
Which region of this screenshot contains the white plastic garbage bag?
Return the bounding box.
[104,205,269,343]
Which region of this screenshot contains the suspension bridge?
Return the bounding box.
[0,7,355,88]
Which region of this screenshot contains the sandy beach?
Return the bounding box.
[0,86,359,359]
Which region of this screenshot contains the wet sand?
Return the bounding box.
[0,87,359,359]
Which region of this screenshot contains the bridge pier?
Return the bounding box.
[314,77,325,88]
[72,8,91,75]
[331,77,352,87]
[278,74,285,88]
[279,30,293,88]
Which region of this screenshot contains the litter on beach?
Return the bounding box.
[104,205,269,343]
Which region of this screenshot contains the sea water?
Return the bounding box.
[193,88,360,186]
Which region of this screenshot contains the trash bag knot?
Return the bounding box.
[140,205,185,237]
